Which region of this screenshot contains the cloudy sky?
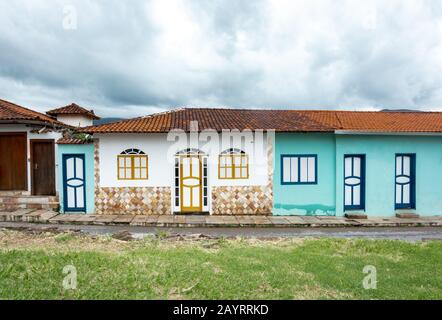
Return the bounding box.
[0,0,441,117]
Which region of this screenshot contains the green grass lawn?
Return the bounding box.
[0,230,441,299]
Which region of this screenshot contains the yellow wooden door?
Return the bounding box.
[180,155,202,212]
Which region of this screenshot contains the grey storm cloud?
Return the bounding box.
[0,0,441,117]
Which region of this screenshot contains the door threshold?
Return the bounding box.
[174,212,210,216]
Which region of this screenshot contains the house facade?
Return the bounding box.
[2,100,441,218]
[78,109,278,215]
[88,132,272,215]
[273,111,442,217]
[0,99,67,210]
[274,133,442,217]
[0,99,102,212]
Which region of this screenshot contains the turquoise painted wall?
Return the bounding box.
[57,143,95,214]
[335,135,442,217]
[273,133,336,215]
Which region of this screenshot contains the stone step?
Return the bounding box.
[0,195,59,211]
[0,209,59,223]
[0,190,31,196]
[396,213,420,219]
[0,209,34,222]
[345,213,368,219]
[0,203,59,210]
[0,196,58,204]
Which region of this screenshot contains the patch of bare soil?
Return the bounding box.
[0,227,306,253]
[0,228,131,253]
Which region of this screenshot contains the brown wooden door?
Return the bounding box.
[0,133,27,190]
[31,140,55,195]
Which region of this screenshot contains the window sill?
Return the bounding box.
[395,207,416,211]
[173,211,210,216]
[281,182,318,185]
[344,208,365,212]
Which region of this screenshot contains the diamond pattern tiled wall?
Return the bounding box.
[94,138,100,188]
[95,187,171,215]
[211,185,272,215]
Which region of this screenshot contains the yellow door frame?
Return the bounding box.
[179,154,203,213]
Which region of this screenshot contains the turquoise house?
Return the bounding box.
[56,140,95,214]
[272,101,442,220]
[274,132,442,217]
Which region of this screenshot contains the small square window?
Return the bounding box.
[117,154,148,180]
[281,155,317,184]
[219,151,249,180]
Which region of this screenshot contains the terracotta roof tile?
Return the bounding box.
[82,108,333,133]
[334,111,442,132]
[47,103,100,120]
[0,99,67,126]
[56,138,92,145]
[81,108,442,134]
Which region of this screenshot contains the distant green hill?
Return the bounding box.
[381,109,422,112]
[93,117,124,125]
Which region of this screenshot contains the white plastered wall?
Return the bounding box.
[96,132,270,212]
[56,114,93,127]
[0,124,63,194]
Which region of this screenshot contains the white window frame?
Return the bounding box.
[281,154,317,185]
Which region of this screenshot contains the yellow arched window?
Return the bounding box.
[117,149,148,180]
[219,148,249,179]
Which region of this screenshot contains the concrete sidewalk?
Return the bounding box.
[1,209,442,228]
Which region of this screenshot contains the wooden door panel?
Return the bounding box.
[31,141,55,195]
[0,134,27,190]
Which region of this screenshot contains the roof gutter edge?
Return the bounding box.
[80,129,335,134]
[335,130,442,136]
[0,119,70,129]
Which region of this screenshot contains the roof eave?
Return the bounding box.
[0,119,70,128]
[335,130,442,136]
[47,112,101,120]
[81,129,335,134]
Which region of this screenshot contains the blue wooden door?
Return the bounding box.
[395,154,416,209]
[344,155,365,211]
[63,154,86,212]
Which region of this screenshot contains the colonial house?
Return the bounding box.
[0,99,100,212]
[0,99,67,210]
[79,108,277,216]
[67,107,442,218]
[272,111,442,218]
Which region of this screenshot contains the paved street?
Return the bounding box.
[2,209,442,242]
[1,209,442,228]
[1,221,442,242]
